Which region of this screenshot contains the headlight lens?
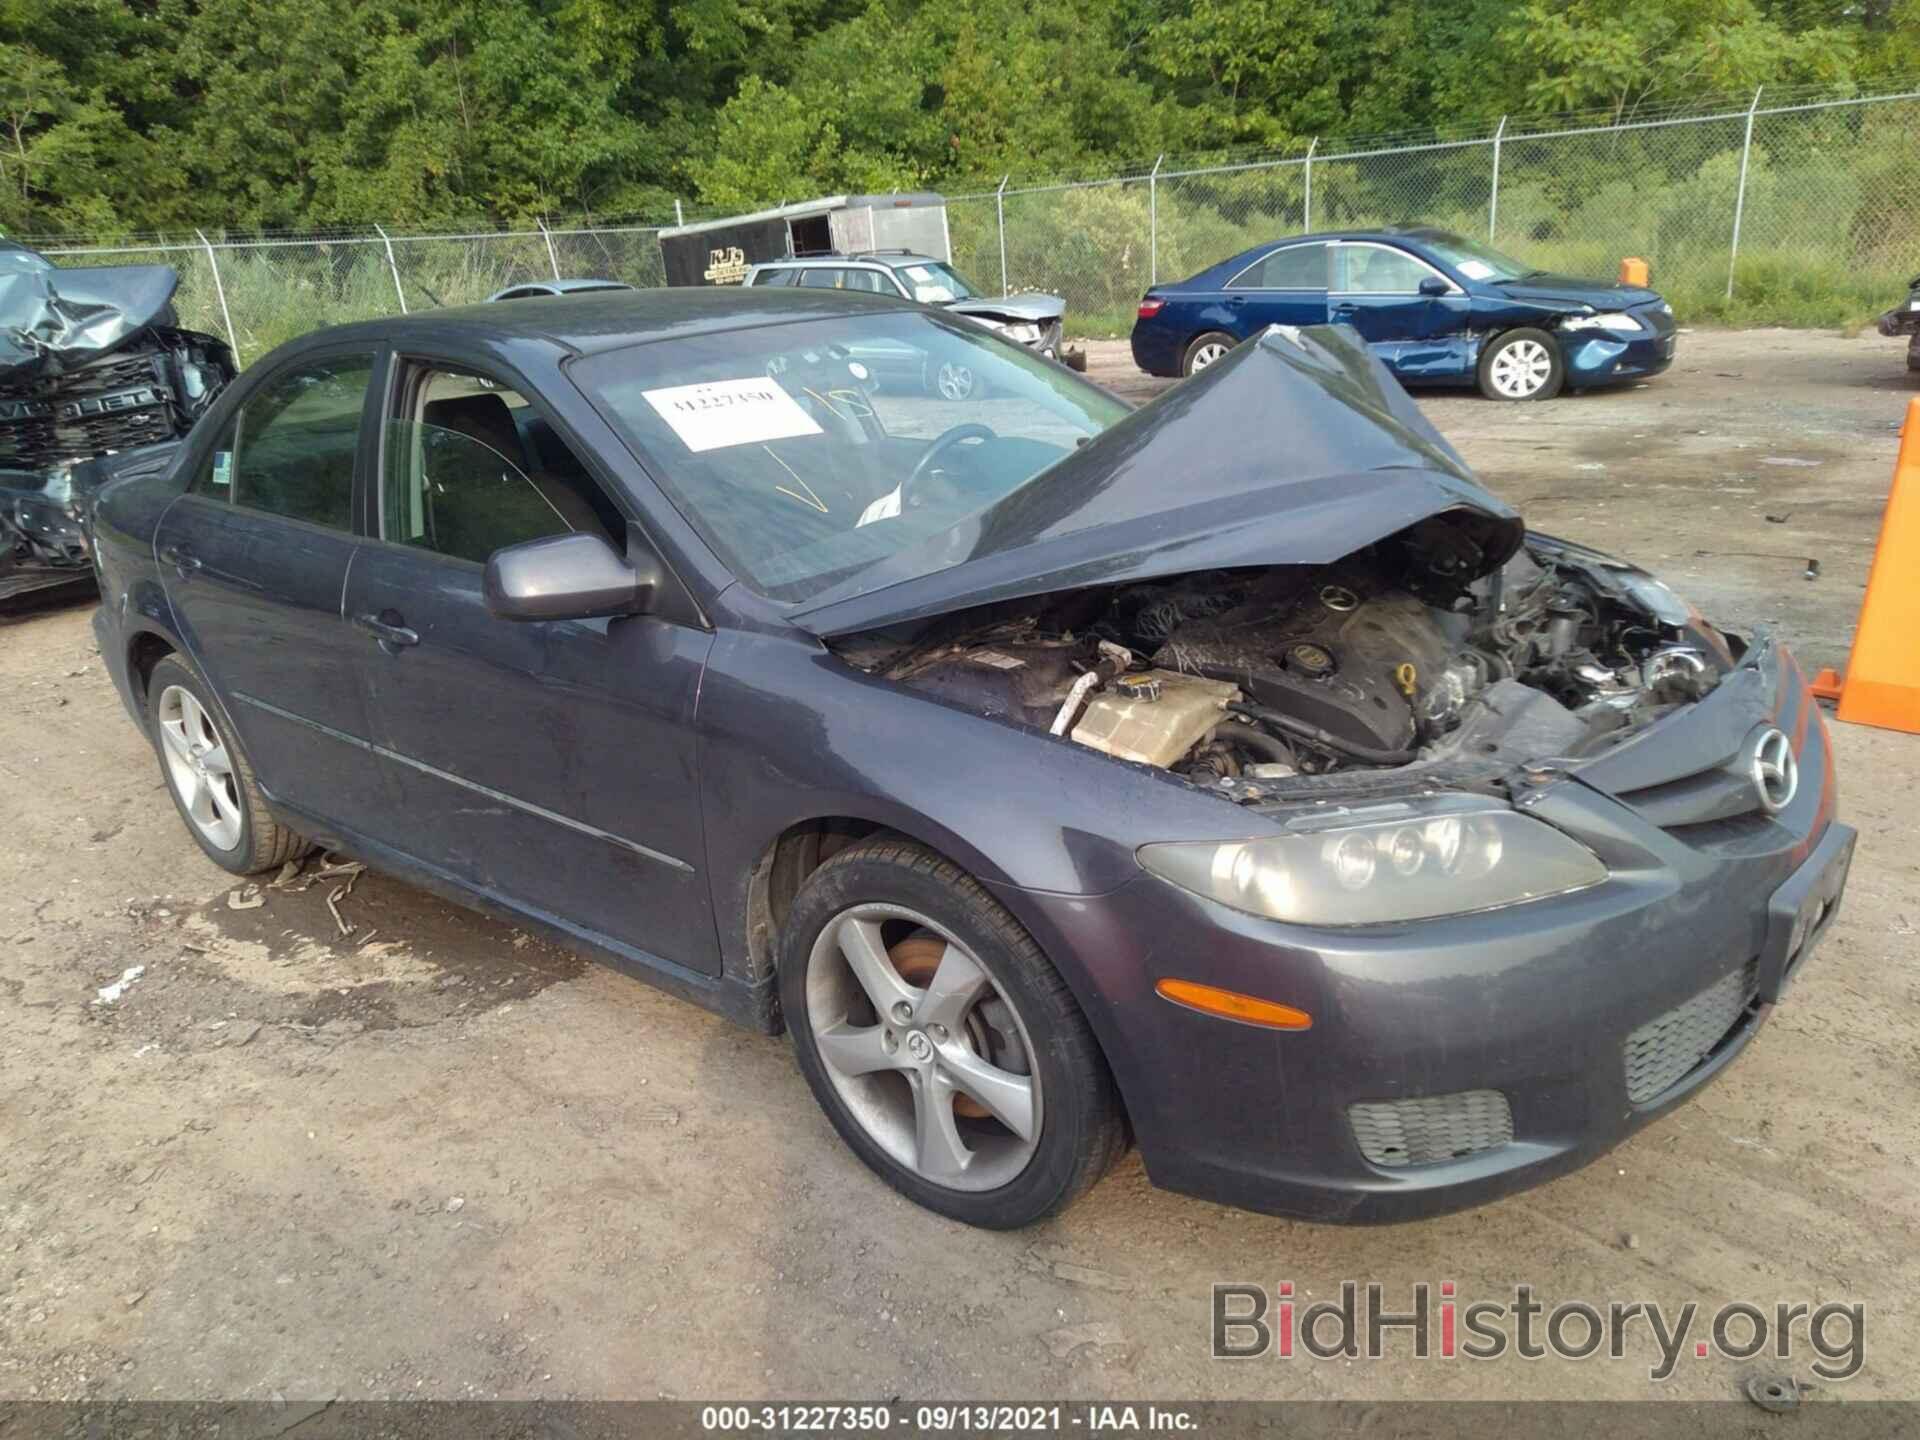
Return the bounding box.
[1004,322,1041,343]
[1138,805,1605,926]
[1563,311,1644,334]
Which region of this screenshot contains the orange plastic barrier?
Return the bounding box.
[1809,395,1920,733]
[1619,256,1650,287]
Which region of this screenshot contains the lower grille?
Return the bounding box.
[1624,960,1757,1104]
[1350,1090,1513,1168]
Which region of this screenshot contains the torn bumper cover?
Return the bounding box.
[1878,278,1920,344]
[1,240,233,597]
[1,464,93,600]
[947,292,1066,354]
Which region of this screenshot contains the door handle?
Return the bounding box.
[353,611,420,653]
[159,543,202,577]
[1224,295,1246,306]
[1331,301,1359,317]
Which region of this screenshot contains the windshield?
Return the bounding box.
[571,311,1128,602]
[1413,231,1540,283]
[897,262,977,304]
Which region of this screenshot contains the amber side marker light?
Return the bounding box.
[1154,978,1312,1031]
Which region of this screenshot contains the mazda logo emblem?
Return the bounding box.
[1747,726,1798,814]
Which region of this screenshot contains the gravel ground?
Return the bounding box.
[1,326,1916,1404]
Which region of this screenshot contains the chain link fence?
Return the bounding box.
[947,84,1920,334]
[36,224,673,365]
[30,83,1920,357]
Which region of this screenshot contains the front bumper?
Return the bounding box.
[1,468,94,601]
[1004,638,1850,1223]
[1877,300,1920,338]
[1562,329,1676,389]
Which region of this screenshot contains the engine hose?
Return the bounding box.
[1227,703,1419,767]
[1213,721,1295,767]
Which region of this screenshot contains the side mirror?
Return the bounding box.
[484,531,654,622]
[1418,275,1450,297]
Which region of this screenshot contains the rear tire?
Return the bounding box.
[146,655,308,875]
[1182,331,1236,376]
[1477,327,1564,401]
[780,838,1125,1229]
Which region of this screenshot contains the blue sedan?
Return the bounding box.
[1131,226,1677,400]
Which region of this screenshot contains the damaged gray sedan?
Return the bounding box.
[2,239,234,600]
[87,287,1851,1228]
[747,251,1068,366]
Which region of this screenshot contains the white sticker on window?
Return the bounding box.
[211,451,233,487]
[641,378,823,453]
[1456,259,1495,280]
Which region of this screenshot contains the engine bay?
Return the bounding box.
[832,518,1734,804]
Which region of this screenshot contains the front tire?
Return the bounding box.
[780,839,1125,1228]
[1182,331,1236,376]
[1477,327,1564,401]
[146,655,308,875]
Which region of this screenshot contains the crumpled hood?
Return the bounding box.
[1496,273,1661,310]
[1,241,182,382]
[788,324,1522,637]
[945,293,1066,324]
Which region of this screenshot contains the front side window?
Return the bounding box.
[198,353,373,528]
[1234,243,1328,289]
[571,312,1127,603]
[382,367,622,565]
[1336,246,1439,294]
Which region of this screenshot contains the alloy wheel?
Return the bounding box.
[936,362,975,401]
[1189,340,1230,373]
[805,903,1041,1192]
[1490,338,1554,398]
[156,684,243,851]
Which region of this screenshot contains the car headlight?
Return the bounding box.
[1562,311,1644,334]
[1616,570,1694,628]
[1137,804,1605,926]
[1004,322,1041,343]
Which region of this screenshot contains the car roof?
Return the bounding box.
[756,252,940,269]
[278,285,919,361]
[1162,227,1467,288]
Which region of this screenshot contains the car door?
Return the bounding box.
[1221,241,1331,338]
[1328,242,1473,377]
[342,357,720,975]
[153,346,397,832]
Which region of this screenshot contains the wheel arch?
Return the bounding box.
[126,627,180,708]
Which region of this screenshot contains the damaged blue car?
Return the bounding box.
[1131,226,1677,399]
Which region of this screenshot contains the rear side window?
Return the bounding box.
[799,268,844,289]
[753,269,797,287]
[196,353,373,530]
[1234,244,1328,289]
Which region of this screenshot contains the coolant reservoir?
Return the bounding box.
[1619,256,1650,287]
[1070,670,1241,768]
